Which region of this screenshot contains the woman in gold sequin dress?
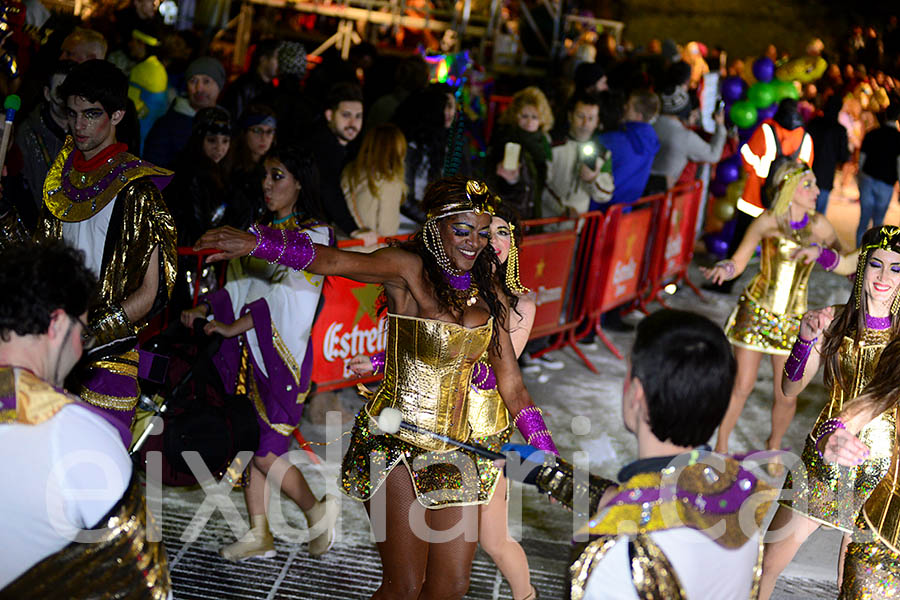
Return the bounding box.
[349,204,539,600]
[758,226,900,600]
[816,337,900,598]
[701,161,840,454]
[195,176,557,600]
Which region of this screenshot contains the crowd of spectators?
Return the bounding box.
[3,1,900,338]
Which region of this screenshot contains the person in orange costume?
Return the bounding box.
[738,98,814,215]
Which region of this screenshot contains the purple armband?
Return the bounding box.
[471,362,497,390]
[815,418,846,459]
[513,406,559,455]
[813,244,839,272]
[371,351,386,375]
[249,225,317,271]
[784,335,817,382]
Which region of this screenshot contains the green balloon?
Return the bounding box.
[730,101,758,129]
[748,81,778,108]
[774,78,799,100]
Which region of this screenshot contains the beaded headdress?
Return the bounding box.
[854,225,900,312]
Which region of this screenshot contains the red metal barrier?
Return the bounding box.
[636,181,705,313]
[484,94,513,145]
[577,195,665,359]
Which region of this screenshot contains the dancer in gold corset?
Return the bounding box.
[195,176,556,600]
[758,226,900,599]
[815,337,900,598]
[701,161,840,454]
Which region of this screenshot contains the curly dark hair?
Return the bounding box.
[262,143,326,223]
[0,243,97,342]
[397,176,507,354]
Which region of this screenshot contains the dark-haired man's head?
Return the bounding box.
[253,39,281,83]
[325,81,364,145]
[59,60,129,158]
[0,243,97,385]
[568,91,600,142]
[774,98,803,130]
[885,102,900,125]
[623,309,735,449]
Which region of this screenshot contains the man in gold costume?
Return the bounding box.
[507,310,776,599]
[0,242,170,598]
[33,59,176,445]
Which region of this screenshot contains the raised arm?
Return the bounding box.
[195,225,414,288]
[701,213,768,283]
[782,306,835,397]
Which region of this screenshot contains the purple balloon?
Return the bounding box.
[752,57,775,83]
[721,76,746,103]
[703,232,730,259]
[715,160,740,185]
[757,102,777,121]
[710,179,729,197]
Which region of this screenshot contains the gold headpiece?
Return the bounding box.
[854,226,900,311]
[425,179,498,221]
[505,223,531,295]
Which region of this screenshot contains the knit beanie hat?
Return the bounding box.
[278,41,307,79]
[661,87,690,115]
[186,56,226,91]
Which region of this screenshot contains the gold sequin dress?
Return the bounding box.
[841,433,900,598]
[467,352,513,504]
[725,226,815,355]
[781,323,896,532]
[341,314,495,508]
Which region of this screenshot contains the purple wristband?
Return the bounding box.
[814,245,839,272]
[471,362,497,390]
[513,406,559,455]
[371,351,386,375]
[249,225,317,271]
[784,335,817,382]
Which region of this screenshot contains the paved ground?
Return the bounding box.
[155,176,900,599]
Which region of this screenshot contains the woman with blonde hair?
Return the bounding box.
[341,123,408,242]
[489,86,554,218]
[701,161,840,454]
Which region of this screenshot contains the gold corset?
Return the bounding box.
[365,313,492,452]
[467,353,510,438]
[744,236,815,317]
[820,329,892,424]
[863,410,900,552]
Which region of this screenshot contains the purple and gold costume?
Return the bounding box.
[34,137,176,445]
[207,216,333,460]
[342,314,495,508]
[725,221,815,355]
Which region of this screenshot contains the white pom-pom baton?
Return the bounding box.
[376,408,505,460]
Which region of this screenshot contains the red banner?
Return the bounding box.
[599,207,654,310]
[519,229,578,337]
[309,276,387,388]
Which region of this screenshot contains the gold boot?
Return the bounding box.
[220,514,276,561]
[305,495,339,556]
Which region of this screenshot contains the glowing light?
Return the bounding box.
[664,284,678,295]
